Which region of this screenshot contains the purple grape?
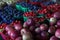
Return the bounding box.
[50,36,59,40]
[40,24,48,31]
[55,29,60,38]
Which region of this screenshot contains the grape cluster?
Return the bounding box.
[0,6,14,24]
[0,4,24,24]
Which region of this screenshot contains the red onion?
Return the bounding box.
[22,32,33,40]
[26,18,34,26]
[48,26,56,34]
[21,29,31,35]
[15,37,22,40]
[57,20,60,27]
[23,18,34,28]
[50,17,57,25]
[35,27,41,34]
[10,31,19,39]
[41,31,49,40]
[53,12,60,19]
[55,29,60,38]
[41,31,49,37]
[40,24,48,31]
[50,17,56,23]
[29,26,35,32]
[23,22,28,28]
[21,29,27,35]
[7,31,11,35]
[14,24,22,31]
[5,25,14,31]
[50,36,59,40]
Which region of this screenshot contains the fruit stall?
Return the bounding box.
[0,0,60,40]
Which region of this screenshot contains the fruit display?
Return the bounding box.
[0,0,60,40]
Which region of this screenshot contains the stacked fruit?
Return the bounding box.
[0,0,60,40]
[1,21,22,40]
[1,14,60,40]
[0,8,60,40]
